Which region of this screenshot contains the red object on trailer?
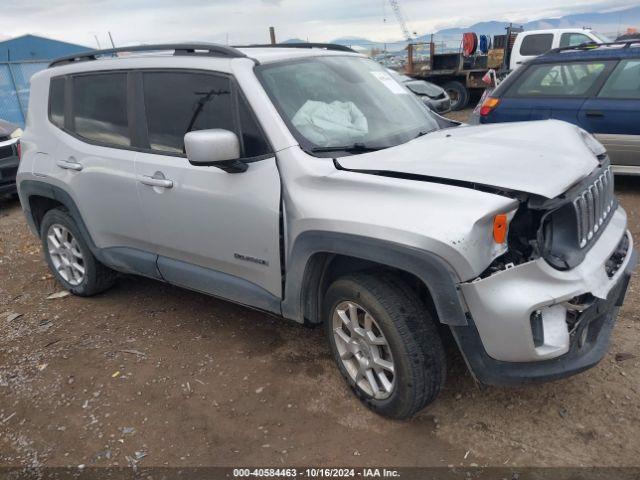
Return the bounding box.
[462,32,478,56]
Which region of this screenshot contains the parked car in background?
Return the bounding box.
[478,42,640,174]
[0,119,22,196]
[387,69,451,114]
[404,27,607,111]
[616,31,640,42]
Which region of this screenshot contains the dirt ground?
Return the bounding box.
[1,120,640,468]
[443,108,475,123]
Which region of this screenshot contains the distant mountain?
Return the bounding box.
[429,21,510,38]
[281,38,308,44]
[430,5,640,40]
[330,36,380,47]
[282,5,640,51]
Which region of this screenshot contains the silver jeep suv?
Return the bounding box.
[17,43,637,419]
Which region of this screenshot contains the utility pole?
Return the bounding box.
[407,43,414,74]
[269,26,276,45]
[429,34,435,71]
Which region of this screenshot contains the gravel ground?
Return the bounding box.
[443,108,475,123]
[1,120,639,468]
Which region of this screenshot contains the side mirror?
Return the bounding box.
[184,129,247,173]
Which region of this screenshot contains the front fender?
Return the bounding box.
[281,231,468,326]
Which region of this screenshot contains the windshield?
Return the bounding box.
[592,32,612,43]
[386,69,412,83]
[405,80,443,97]
[256,56,439,155]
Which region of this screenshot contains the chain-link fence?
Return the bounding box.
[0,61,48,127]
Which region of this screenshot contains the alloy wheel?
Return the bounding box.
[46,223,85,286]
[332,301,395,399]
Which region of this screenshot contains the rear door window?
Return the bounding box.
[519,34,553,56]
[71,73,130,147]
[511,61,609,97]
[598,59,640,99]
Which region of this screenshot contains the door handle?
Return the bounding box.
[138,175,173,189]
[56,159,83,171]
[585,110,604,118]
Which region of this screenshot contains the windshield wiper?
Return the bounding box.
[413,130,432,139]
[309,142,383,154]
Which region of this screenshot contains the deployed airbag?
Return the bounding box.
[292,100,368,146]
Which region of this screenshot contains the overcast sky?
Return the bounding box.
[2,0,637,48]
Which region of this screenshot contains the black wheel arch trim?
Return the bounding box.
[18,179,53,234]
[20,179,97,248]
[281,231,468,326]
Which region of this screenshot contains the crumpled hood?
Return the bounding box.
[337,120,599,198]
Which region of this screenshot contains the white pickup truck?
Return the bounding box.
[509,28,610,70]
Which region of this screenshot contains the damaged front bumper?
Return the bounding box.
[451,206,637,385]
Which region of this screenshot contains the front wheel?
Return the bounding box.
[324,273,446,419]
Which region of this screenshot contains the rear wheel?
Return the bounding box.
[443,81,470,111]
[40,208,117,296]
[324,273,446,419]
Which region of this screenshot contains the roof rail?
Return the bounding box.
[236,42,357,53]
[49,43,247,68]
[546,40,640,55]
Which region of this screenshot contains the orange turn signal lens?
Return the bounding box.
[493,214,508,244]
[479,97,500,116]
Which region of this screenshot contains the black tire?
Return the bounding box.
[324,273,446,419]
[40,208,117,296]
[443,81,470,111]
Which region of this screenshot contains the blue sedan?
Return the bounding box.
[478,42,640,174]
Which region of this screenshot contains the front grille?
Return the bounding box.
[572,166,615,248]
[540,162,618,271]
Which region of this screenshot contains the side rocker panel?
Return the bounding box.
[19,180,281,314]
[19,179,162,280]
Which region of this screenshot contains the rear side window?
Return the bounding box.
[520,34,553,56]
[49,77,65,129]
[598,59,640,99]
[559,33,593,48]
[142,71,270,158]
[511,61,608,97]
[71,74,129,147]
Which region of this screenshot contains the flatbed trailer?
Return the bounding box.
[405,25,522,110]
